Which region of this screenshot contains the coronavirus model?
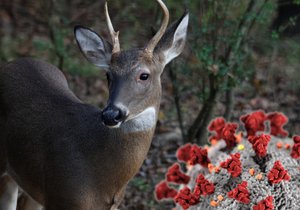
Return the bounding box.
[155,111,300,210]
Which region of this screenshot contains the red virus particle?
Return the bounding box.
[193,174,215,199]
[241,110,266,137]
[166,163,190,184]
[220,153,242,177]
[155,181,178,200]
[267,112,289,137]
[208,118,238,149]
[174,187,199,210]
[253,196,274,210]
[291,136,300,159]
[267,160,290,184]
[293,136,300,143]
[208,117,226,141]
[177,143,192,163]
[248,134,271,157]
[227,181,250,204]
[189,145,211,167]
[221,123,238,149]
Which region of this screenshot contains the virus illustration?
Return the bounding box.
[155,111,300,210]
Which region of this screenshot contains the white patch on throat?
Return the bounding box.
[121,107,157,133]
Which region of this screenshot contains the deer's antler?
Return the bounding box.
[144,0,169,57]
[105,2,120,54]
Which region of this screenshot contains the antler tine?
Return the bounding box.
[145,0,169,56]
[105,2,120,54]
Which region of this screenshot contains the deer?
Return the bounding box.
[0,0,188,209]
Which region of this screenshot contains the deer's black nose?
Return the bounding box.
[101,106,127,127]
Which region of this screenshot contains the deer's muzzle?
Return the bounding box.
[101,105,127,127]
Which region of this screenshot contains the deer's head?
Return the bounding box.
[74,0,188,128]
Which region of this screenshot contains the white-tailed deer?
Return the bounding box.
[0,0,188,209]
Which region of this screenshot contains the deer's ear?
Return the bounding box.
[154,12,189,66]
[74,26,112,69]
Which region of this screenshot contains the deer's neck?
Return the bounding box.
[98,106,158,186]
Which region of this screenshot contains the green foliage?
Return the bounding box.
[64,58,100,76]
[0,37,19,61]
[293,0,300,5]
[190,0,276,84]
[169,0,278,106]
[34,34,97,76]
[271,30,280,40]
[33,38,52,52]
[131,177,150,191]
[52,27,67,59]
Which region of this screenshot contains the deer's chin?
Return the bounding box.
[124,107,155,122]
[103,121,122,129]
[120,107,157,133]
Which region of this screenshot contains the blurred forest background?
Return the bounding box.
[1,0,300,209]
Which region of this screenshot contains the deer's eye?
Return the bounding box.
[139,73,150,81]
